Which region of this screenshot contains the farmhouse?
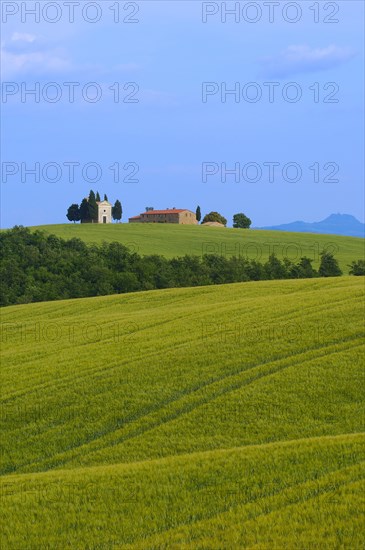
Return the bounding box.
[129,208,198,224]
[97,200,112,224]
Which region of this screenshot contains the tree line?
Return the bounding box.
[67,190,122,223]
[1,227,363,307]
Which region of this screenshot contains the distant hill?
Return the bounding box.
[259,214,365,238]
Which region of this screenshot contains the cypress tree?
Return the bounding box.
[88,190,98,223]
[112,200,122,222]
[79,198,90,223]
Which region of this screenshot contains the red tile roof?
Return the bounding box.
[142,209,187,215]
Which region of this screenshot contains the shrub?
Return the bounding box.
[348,259,365,276]
[319,251,342,277]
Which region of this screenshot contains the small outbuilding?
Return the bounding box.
[201,221,225,227]
[97,201,112,224]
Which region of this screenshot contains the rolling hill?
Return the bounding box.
[28,223,365,273]
[1,276,364,548]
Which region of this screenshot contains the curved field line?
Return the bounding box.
[12,339,363,474]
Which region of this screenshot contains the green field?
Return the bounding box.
[1,276,364,548]
[29,223,365,273]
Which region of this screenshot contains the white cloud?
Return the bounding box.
[1,33,71,77]
[1,33,139,78]
[260,44,356,78]
[11,32,37,43]
[1,46,71,77]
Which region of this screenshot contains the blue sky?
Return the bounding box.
[1,0,364,227]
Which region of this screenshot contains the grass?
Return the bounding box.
[1,435,364,549]
[28,223,365,272]
[1,276,364,548]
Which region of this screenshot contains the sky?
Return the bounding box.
[1,0,364,228]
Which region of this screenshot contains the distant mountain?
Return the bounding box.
[259,214,365,238]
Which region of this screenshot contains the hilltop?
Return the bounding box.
[1,277,364,548]
[28,223,365,273]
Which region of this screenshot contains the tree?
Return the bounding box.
[233,213,251,229]
[319,251,342,277]
[88,190,98,223]
[196,206,201,223]
[96,191,101,202]
[112,200,122,222]
[264,254,287,279]
[79,198,90,223]
[66,204,80,223]
[348,259,365,276]
[104,194,108,201]
[114,272,140,293]
[202,211,227,226]
[293,257,317,278]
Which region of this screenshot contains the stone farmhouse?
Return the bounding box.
[129,208,198,224]
[97,200,112,223]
